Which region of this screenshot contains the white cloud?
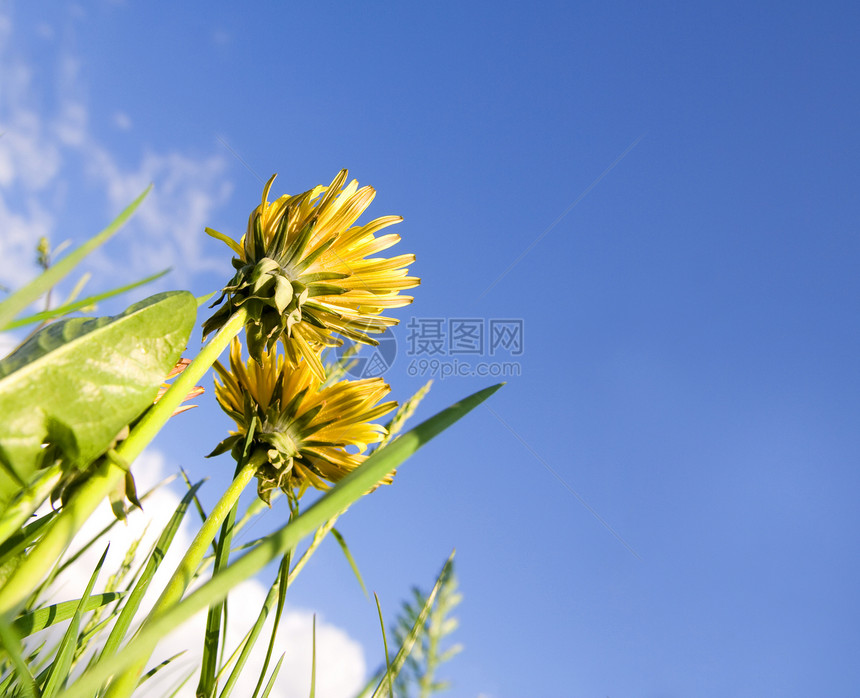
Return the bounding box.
[0,13,10,47]
[83,146,234,286]
[40,450,366,698]
[36,22,55,40]
[112,110,132,131]
[212,29,231,46]
[0,6,234,294]
[0,193,54,288]
[0,101,63,190]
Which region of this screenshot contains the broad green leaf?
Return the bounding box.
[11,592,123,637]
[56,383,503,698]
[0,291,196,508]
[0,186,151,330]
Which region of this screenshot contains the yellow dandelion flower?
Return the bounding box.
[210,338,397,505]
[203,170,419,380]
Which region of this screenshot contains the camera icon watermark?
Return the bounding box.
[333,325,398,379]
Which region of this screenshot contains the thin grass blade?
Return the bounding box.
[0,464,63,550]
[99,480,204,662]
[259,654,285,698]
[197,469,243,698]
[250,552,290,698]
[167,670,197,698]
[55,383,503,698]
[0,186,151,329]
[331,528,368,597]
[371,552,455,698]
[41,545,109,698]
[2,269,170,331]
[220,555,282,698]
[309,615,316,698]
[374,593,393,698]
[0,613,38,698]
[12,593,123,638]
[379,380,432,449]
[138,651,187,686]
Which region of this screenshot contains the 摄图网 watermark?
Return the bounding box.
[334,317,525,379]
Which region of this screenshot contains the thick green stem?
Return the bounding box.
[0,309,248,617]
[102,456,260,698]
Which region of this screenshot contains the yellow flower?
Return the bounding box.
[204,170,419,380]
[210,338,397,504]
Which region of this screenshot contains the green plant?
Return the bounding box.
[0,172,500,697]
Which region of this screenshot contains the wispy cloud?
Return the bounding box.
[0,6,234,294]
[112,110,132,131]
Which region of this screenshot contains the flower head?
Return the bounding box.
[210,338,397,505]
[204,170,419,380]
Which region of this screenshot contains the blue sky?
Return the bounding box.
[2,2,859,696]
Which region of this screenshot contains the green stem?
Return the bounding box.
[198,463,244,698]
[0,308,248,617]
[0,463,63,549]
[102,454,262,698]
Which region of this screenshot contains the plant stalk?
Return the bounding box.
[0,308,248,616]
[102,455,261,698]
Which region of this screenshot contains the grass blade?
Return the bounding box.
[331,528,368,597]
[197,468,243,698]
[371,552,455,698]
[12,593,123,638]
[2,269,170,331]
[166,670,197,698]
[98,481,205,662]
[56,383,503,698]
[309,615,316,698]
[0,463,63,550]
[218,561,279,698]
[379,380,432,449]
[0,186,151,329]
[41,545,109,697]
[374,593,393,698]
[138,651,187,686]
[259,654,285,698]
[250,552,291,698]
[249,516,338,698]
[0,612,38,698]
[0,509,58,583]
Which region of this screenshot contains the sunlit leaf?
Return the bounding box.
[0,291,196,509]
